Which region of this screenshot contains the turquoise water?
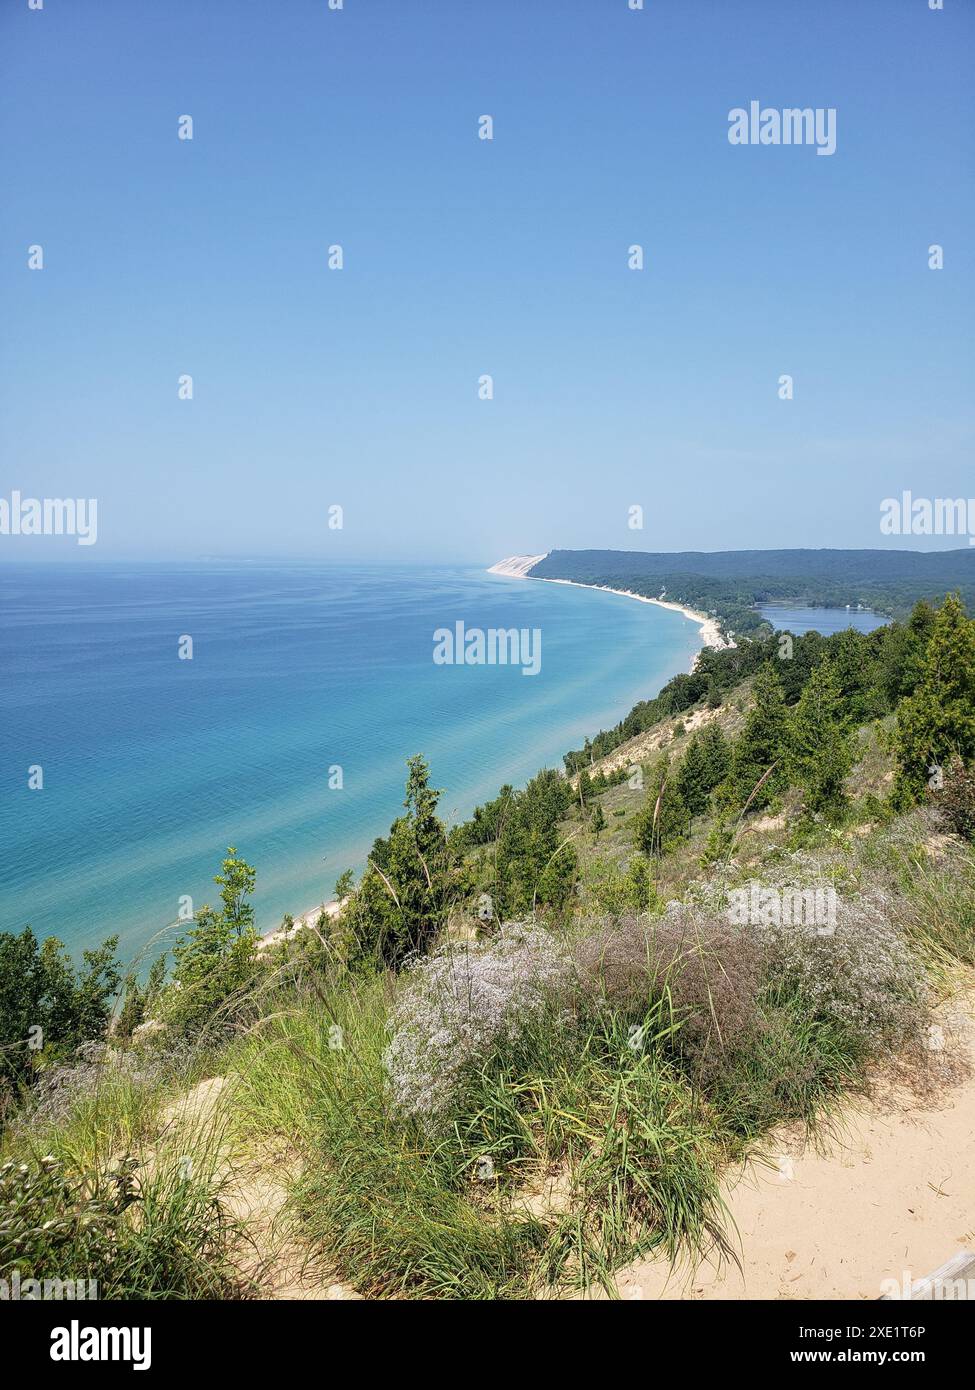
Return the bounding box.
[757,604,888,635]
[0,563,702,964]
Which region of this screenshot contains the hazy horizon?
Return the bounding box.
[2,542,975,568]
[2,0,973,562]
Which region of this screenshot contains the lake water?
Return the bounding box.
[0,562,703,964]
[757,604,888,635]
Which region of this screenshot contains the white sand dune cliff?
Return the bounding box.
[487,554,550,577]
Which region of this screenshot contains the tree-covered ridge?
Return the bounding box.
[530,547,975,636]
[560,599,935,774]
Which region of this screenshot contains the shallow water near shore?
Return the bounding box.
[0,561,702,964]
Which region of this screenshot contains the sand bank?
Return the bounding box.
[487,558,731,666]
[258,898,344,952]
[611,1065,975,1300]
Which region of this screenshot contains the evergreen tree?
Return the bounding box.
[776,631,827,705]
[590,803,606,841]
[351,756,453,967]
[699,722,730,790]
[116,955,167,1039]
[827,628,880,725]
[495,768,576,916]
[895,594,975,802]
[675,733,711,818]
[727,665,790,810]
[788,655,857,813]
[878,600,936,708]
[633,755,690,854]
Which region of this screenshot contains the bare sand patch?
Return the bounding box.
[612,1058,975,1301]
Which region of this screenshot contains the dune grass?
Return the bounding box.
[0,1035,254,1300]
[221,968,742,1298]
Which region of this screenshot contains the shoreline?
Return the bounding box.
[529,576,728,662]
[270,566,729,941]
[487,559,732,671]
[258,898,343,949]
[486,557,729,662]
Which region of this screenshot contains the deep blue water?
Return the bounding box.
[757,604,888,635]
[0,563,702,965]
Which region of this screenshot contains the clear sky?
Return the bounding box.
[1,0,972,561]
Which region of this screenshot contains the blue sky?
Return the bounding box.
[1,0,972,561]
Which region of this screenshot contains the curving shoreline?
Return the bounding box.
[527,576,728,661]
[269,566,728,942]
[487,556,730,666]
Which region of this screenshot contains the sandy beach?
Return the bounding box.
[257,898,343,951]
[487,557,731,667]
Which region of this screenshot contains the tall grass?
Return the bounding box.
[0,1032,253,1299]
[224,965,736,1298]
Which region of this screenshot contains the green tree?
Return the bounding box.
[775,631,827,705]
[115,955,166,1040]
[895,594,975,802]
[633,756,690,855]
[0,928,121,1093]
[676,723,732,820]
[878,600,936,708]
[333,868,355,902]
[727,665,790,810]
[590,803,606,841]
[214,847,256,935]
[699,722,730,790]
[494,768,576,916]
[672,734,703,818]
[826,628,880,725]
[166,848,259,1033]
[788,656,857,813]
[347,756,454,968]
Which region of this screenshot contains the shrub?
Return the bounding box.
[573,907,763,1083]
[756,890,927,1053]
[0,928,121,1093]
[163,848,260,1036]
[10,1041,169,1135]
[0,1151,246,1300]
[383,922,574,1127]
[578,855,657,915]
[934,756,975,842]
[707,996,860,1140]
[0,1154,137,1294]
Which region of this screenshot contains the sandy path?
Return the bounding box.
[158,1077,360,1300]
[614,1072,975,1301]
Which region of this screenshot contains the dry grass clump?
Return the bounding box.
[573,907,763,1083]
[9,1041,170,1134]
[757,889,929,1053]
